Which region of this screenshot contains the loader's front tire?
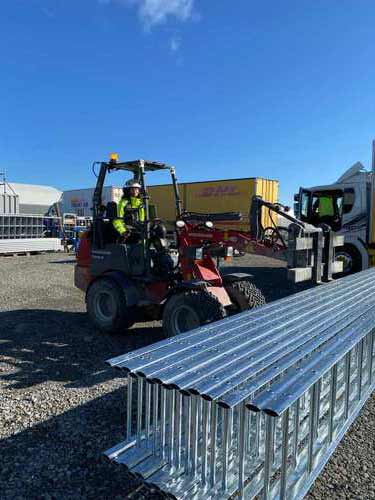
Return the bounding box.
[224,280,265,314]
[86,278,135,333]
[162,289,226,338]
[334,245,362,277]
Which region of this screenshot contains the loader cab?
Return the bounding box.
[90,157,182,279]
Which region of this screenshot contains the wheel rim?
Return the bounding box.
[170,305,201,334]
[94,291,116,322]
[336,251,353,274]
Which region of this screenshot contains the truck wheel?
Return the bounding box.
[224,280,265,314]
[162,290,226,338]
[334,245,362,277]
[86,278,135,333]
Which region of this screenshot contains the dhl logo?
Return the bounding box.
[196,185,241,198]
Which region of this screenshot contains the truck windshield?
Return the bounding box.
[300,190,344,231]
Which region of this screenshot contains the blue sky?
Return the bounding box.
[1,0,375,202]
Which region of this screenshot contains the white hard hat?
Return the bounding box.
[125,180,141,189]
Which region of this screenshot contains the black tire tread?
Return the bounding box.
[225,280,265,313]
[162,289,226,338]
[86,278,136,334]
[334,245,362,277]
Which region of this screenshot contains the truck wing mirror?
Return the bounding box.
[343,188,355,214]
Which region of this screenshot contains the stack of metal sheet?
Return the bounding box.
[0,238,63,254]
[105,269,375,499]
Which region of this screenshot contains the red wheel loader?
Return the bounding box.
[75,156,343,337]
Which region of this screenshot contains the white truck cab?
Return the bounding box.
[295,157,374,275]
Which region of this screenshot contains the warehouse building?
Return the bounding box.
[60,186,123,217]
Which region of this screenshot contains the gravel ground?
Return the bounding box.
[0,252,374,499]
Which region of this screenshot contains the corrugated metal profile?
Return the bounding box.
[0,238,63,254]
[104,269,375,500]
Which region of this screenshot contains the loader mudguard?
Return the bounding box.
[162,280,207,304]
[86,271,140,307]
[175,280,208,290]
[165,280,232,307]
[222,272,253,283]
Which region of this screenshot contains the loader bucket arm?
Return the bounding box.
[249,196,343,284]
[170,167,183,218]
[250,196,304,241]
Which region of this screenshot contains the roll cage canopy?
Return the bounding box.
[107,159,173,173]
[92,157,182,248]
[93,158,178,209]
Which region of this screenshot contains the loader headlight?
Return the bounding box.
[176,220,185,228]
[205,221,214,228]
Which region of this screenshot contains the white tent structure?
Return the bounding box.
[8,182,62,215]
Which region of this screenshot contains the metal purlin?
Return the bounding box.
[104,269,375,500]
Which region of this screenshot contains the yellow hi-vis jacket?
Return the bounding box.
[319,197,335,217]
[113,196,145,235]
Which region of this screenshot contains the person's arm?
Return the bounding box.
[139,203,145,222]
[113,198,127,235]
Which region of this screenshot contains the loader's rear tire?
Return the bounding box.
[86,278,135,333]
[162,289,226,338]
[224,280,265,314]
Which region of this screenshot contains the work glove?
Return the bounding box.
[119,232,130,243]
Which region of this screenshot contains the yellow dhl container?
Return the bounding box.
[148,177,279,231]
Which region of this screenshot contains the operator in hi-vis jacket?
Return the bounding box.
[113,179,145,241]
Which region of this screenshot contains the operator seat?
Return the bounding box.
[149,221,174,276]
[104,201,120,244]
[106,201,117,219]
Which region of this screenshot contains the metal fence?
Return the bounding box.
[0,214,55,239]
[104,269,375,499]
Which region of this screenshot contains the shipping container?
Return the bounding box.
[61,177,279,231]
[148,177,279,231]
